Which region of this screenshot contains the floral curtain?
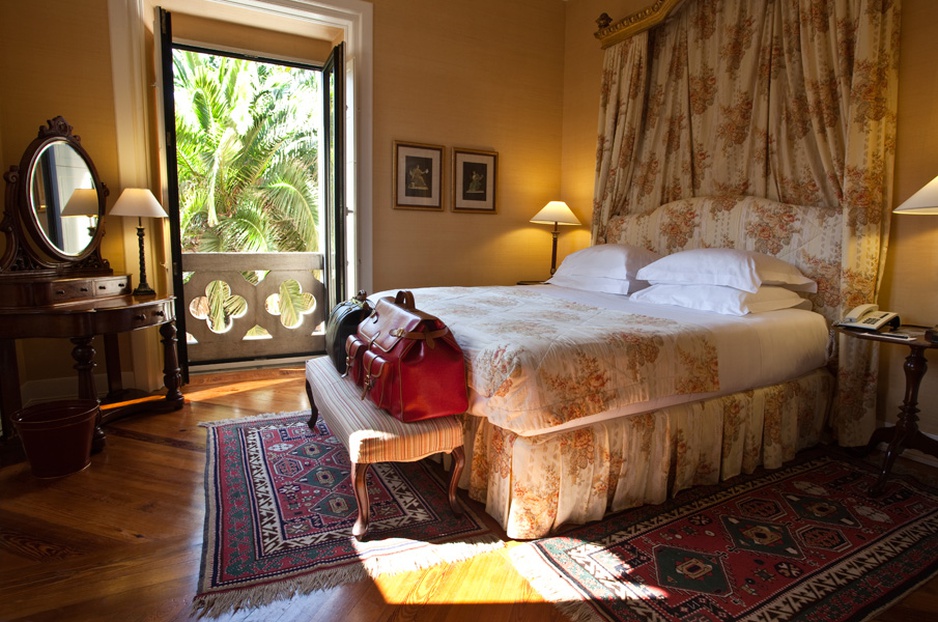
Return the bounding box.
[592,0,900,446]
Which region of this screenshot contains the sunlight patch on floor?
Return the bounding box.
[182,377,301,403]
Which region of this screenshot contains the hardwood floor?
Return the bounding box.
[0,365,936,621]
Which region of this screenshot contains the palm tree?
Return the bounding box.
[173,51,321,253]
[173,50,321,333]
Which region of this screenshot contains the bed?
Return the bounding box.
[377,195,851,540]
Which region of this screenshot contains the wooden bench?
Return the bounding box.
[304,355,465,540]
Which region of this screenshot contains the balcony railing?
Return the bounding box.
[181,252,326,364]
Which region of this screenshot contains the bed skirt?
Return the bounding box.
[460,368,834,539]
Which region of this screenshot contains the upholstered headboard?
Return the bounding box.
[603,196,843,326]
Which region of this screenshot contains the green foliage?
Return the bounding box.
[267,279,316,329]
[173,50,322,254]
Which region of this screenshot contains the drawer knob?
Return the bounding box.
[55,290,66,295]
[135,313,147,321]
[154,310,165,318]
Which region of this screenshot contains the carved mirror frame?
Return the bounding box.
[1,116,111,276]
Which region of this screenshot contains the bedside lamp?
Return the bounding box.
[894,175,938,215]
[893,175,938,343]
[530,201,581,275]
[110,188,168,296]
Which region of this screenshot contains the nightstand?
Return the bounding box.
[837,325,938,495]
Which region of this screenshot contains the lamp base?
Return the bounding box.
[926,326,938,344]
[131,224,156,297]
[549,228,559,275]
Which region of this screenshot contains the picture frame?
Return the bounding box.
[453,148,497,213]
[393,141,444,210]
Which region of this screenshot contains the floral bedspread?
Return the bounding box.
[399,286,719,435]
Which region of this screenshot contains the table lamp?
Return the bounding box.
[110,188,168,296]
[894,175,938,215]
[530,201,581,275]
[61,188,100,237]
[893,175,938,343]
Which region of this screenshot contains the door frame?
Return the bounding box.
[106,0,372,389]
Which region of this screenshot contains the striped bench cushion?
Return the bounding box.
[305,356,464,464]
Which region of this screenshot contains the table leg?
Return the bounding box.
[869,344,931,496]
[159,320,184,409]
[103,333,123,398]
[0,338,22,445]
[70,335,105,452]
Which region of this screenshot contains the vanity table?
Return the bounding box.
[0,294,184,449]
[0,117,183,456]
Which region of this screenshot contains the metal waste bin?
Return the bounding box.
[12,399,99,478]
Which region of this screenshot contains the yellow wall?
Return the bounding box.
[1,0,937,444]
[0,0,125,381]
[370,0,568,290]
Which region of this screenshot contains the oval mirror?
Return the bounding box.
[28,140,100,257]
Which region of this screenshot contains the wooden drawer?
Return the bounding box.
[48,279,96,303]
[0,273,133,308]
[103,300,174,332]
[93,275,132,298]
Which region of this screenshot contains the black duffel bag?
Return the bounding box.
[324,290,371,374]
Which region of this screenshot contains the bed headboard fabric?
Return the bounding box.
[603,196,843,326]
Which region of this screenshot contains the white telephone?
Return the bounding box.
[837,304,900,331]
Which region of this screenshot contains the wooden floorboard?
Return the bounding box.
[0,365,935,621]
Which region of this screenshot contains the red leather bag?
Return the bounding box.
[345,290,468,422]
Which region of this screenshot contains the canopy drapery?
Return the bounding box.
[592,0,900,445]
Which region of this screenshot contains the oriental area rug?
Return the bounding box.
[194,411,501,617]
[510,450,938,622]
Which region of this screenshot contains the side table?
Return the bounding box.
[838,325,938,495]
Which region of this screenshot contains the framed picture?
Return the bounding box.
[393,141,444,210]
[453,148,497,213]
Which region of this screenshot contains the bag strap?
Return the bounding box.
[362,355,386,399]
[390,326,449,348]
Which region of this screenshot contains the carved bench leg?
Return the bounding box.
[305,380,320,431]
[351,462,371,540]
[449,446,465,517]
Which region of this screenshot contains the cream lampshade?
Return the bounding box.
[893,175,938,343]
[530,201,581,275]
[61,188,100,217]
[61,187,100,238]
[894,175,938,214]
[110,188,168,296]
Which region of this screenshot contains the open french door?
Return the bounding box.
[322,43,346,312]
[156,8,346,378]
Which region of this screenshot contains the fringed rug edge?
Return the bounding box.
[509,543,610,622]
[198,410,311,429]
[192,562,367,618]
[193,535,505,618]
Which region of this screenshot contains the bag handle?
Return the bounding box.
[394,290,415,309]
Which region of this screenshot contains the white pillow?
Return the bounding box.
[629,284,811,316]
[547,244,660,295]
[635,248,816,294]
